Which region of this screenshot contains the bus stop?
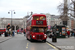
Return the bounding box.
[52,25,66,38]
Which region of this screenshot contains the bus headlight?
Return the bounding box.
[44,35,46,38]
[33,35,35,38]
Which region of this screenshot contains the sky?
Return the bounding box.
[0,0,64,18]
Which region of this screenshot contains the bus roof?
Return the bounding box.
[32,14,46,17]
[27,14,46,21]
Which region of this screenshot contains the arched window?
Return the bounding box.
[16,25,19,30]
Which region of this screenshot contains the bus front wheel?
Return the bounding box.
[27,38,29,40]
[26,36,29,40]
[43,39,46,42]
[30,36,33,42]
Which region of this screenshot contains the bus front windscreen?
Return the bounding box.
[33,28,44,32]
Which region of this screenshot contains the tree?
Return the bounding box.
[69,0,75,28]
[57,0,69,25]
[69,0,75,18]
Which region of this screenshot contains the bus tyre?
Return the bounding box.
[30,36,33,42]
[43,39,46,42]
[27,38,29,40]
[26,36,29,40]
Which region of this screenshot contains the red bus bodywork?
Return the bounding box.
[26,14,47,42]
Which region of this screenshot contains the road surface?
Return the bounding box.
[0,34,58,50]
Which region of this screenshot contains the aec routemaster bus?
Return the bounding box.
[26,14,47,42]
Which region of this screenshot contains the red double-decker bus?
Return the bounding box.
[26,14,47,42]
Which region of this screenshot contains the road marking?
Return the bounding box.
[46,42,58,50]
[26,43,29,48]
[26,47,28,48]
[27,43,28,46]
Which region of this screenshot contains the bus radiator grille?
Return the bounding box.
[36,35,43,40]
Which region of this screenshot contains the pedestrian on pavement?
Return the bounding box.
[23,29,26,36]
[56,29,59,36]
[49,30,53,38]
[67,30,70,38]
[4,30,8,37]
[12,30,15,37]
[0,32,1,37]
[71,31,74,36]
[9,29,12,36]
[73,31,75,38]
[49,33,53,38]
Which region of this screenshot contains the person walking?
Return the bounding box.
[67,30,70,38]
[12,30,15,37]
[24,29,26,36]
[73,31,75,38]
[5,30,8,37]
[71,31,74,36]
[0,32,1,37]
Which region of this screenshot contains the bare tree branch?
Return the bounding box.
[69,9,74,11]
[68,13,74,17]
[71,0,75,3]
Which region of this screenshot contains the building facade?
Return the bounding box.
[45,13,51,26]
[50,15,62,26]
[0,18,24,30]
[0,14,67,31]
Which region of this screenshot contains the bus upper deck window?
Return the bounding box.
[33,16,39,20]
[40,16,45,20]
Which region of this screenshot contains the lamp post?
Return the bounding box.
[2,18,4,28]
[27,11,33,16]
[8,10,15,28]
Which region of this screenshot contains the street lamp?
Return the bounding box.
[27,11,33,16]
[2,18,4,28]
[8,10,15,28]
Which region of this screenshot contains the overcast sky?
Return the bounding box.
[0,0,64,18]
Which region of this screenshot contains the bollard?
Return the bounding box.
[52,35,57,42]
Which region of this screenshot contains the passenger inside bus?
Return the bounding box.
[33,16,39,20]
[40,16,45,20]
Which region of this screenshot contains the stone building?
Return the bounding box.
[0,18,24,30]
[45,13,51,26]
[50,15,62,26]
[67,17,75,30]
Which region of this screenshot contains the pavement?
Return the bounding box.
[0,33,23,43]
[47,36,75,50]
[0,34,12,43]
